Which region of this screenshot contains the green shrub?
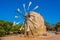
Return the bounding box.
[0,29,6,37]
[12,26,20,34]
[3,26,13,35]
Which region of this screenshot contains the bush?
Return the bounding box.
[0,29,6,37]
[0,20,25,36]
[3,26,13,35]
[12,26,20,34]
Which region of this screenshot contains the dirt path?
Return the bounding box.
[0,34,60,40]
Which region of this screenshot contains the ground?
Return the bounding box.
[0,34,60,40]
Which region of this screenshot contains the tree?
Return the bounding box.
[0,20,6,36]
[52,22,60,31]
[0,20,24,36]
[0,29,6,37]
[0,20,13,35]
[44,22,51,31]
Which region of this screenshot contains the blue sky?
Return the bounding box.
[0,0,60,25]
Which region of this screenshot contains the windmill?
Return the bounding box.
[16,1,39,36]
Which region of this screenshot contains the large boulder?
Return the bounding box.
[24,11,46,36]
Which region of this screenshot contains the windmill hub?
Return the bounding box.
[25,13,30,18]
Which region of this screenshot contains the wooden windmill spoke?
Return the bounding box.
[28,18,37,28]
[24,22,28,35]
[28,18,38,32]
[25,21,34,36]
[17,11,26,18]
[29,25,34,37]
[30,15,35,17]
[26,22,34,36]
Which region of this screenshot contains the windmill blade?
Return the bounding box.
[15,16,18,18]
[13,21,16,26]
[20,24,23,30]
[17,8,22,13]
[13,21,20,26]
[16,22,20,25]
[28,18,38,29]
[27,1,32,10]
[23,4,26,13]
[30,15,35,17]
[28,19,38,33]
[29,26,34,37]
[20,22,24,31]
[26,23,30,32]
[17,8,26,18]
[32,5,39,11]
[19,12,26,18]
[24,22,28,35]
[28,18,37,28]
[25,21,34,36]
